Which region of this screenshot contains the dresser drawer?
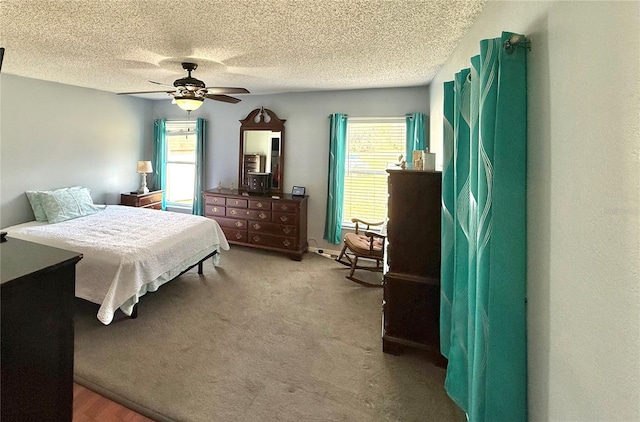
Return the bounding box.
[244,155,261,164]
[272,201,299,213]
[139,192,163,207]
[121,190,163,208]
[205,204,226,217]
[226,198,248,208]
[248,233,297,250]
[227,208,270,221]
[248,221,297,237]
[272,212,297,225]
[248,199,271,210]
[205,195,226,205]
[213,216,248,230]
[222,228,248,243]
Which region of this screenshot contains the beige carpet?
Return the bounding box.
[74,246,465,422]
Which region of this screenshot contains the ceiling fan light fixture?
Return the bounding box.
[175,97,204,111]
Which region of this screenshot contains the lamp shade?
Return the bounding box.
[175,97,204,111]
[137,161,153,174]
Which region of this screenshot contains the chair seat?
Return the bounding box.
[343,232,383,258]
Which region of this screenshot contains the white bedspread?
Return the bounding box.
[4,205,230,324]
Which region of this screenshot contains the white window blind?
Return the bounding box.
[343,117,405,225]
[165,121,196,206]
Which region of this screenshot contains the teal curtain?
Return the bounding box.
[405,113,427,166]
[152,119,167,210]
[440,32,528,422]
[192,118,206,215]
[323,113,347,244]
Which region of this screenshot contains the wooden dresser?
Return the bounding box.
[203,189,308,260]
[120,190,164,209]
[1,238,82,421]
[382,170,445,365]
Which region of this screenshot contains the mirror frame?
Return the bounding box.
[238,108,286,195]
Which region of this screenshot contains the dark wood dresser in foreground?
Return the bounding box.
[382,170,445,365]
[1,238,82,421]
[120,189,164,209]
[203,189,308,260]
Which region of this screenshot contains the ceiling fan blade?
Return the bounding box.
[205,87,250,95]
[116,90,174,95]
[148,80,175,88]
[204,94,242,104]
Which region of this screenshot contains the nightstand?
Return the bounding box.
[120,190,164,210]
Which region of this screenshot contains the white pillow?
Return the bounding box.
[40,187,99,224]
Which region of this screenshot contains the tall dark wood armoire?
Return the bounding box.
[382,169,445,365]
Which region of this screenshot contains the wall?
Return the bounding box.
[429,1,640,420]
[152,86,428,251]
[0,74,153,228]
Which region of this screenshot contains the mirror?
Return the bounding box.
[238,108,286,194]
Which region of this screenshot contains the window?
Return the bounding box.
[343,117,406,225]
[165,121,197,207]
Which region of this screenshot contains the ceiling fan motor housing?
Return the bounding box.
[174,62,206,90]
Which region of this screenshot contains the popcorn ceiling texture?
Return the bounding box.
[0,0,485,96]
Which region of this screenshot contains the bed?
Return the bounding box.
[4,204,230,325]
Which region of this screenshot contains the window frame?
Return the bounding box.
[341,116,406,229]
[164,121,197,208]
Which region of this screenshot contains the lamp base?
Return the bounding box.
[138,173,149,194]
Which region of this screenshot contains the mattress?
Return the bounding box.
[4,205,230,324]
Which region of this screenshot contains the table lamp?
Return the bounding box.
[137,161,153,194]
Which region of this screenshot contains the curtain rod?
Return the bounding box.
[348,116,406,121]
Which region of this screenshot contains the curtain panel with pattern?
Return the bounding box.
[440,31,528,422]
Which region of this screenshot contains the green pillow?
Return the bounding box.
[40,187,99,224]
[26,190,49,222]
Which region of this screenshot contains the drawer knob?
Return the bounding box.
[280,205,289,211]
[235,233,243,240]
[257,202,263,208]
[230,209,237,215]
[283,227,291,234]
[235,221,243,228]
[234,200,239,205]
[259,212,267,219]
[280,216,288,222]
[253,223,261,230]
[283,240,291,247]
[253,235,261,242]
[212,207,218,213]
[213,198,219,203]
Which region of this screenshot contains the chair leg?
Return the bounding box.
[336,243,350,267]
[337,243,348,261]
[348,256,358,279]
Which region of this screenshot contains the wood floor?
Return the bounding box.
[73,383,154,422]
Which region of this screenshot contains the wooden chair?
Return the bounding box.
[335,218,386,288]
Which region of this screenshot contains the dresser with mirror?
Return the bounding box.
[203,108,308,260]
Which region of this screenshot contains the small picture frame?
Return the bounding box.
[292,186,306,196]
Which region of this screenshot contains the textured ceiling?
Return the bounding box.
[0,0,485,98]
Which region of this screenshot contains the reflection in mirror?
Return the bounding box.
[243,130,281,188]
[239,108,286,194]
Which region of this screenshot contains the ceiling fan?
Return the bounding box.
[117,62,249,111]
